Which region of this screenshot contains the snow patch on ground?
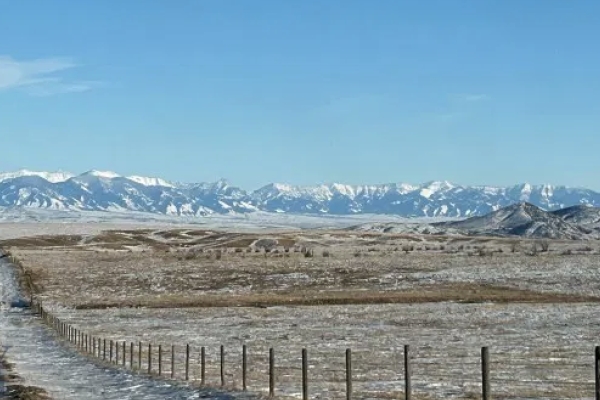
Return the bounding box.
[0,259,259,399]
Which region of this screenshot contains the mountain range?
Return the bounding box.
[352,203,600,239]
[1,169,600,218]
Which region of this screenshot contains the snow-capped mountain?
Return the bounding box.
[0,170,600,218]
[0,169,74,183]
[353,202,600,239]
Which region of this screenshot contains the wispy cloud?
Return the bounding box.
[453,93,490,103]
[0,55,98,96]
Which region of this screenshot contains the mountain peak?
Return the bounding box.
[127,175,174,188]
[79,170,121,179]
[0,169,74,183]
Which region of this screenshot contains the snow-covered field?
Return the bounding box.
[0,258,260,399]
[4,225,600,399]
[46,302,600,400]
[0,209,441,233]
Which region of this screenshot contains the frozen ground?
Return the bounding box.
[48,302,600,400]
[5,226,600,399]
[16,248,600,308]
[0,258,260,399]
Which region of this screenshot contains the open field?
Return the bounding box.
[4,226,600,399]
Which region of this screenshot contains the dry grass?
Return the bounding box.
[6,225,600,310]
[0,235,83,248]
[72,283,600,310]
[6,227,600,399]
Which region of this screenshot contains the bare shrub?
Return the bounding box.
[510,241,519,253]
[322,250,331,257]
[560,249,573,256]
[401,244,413,254]
[527,242,538,256]
[539,240,549,252]
[255,238,278,252]
[215,250,222,260]
[478,247,491,257]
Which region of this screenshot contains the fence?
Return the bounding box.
[30,301,600,399]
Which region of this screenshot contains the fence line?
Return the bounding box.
[31,301,600,399]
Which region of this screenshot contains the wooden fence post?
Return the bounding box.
[139,342,142,370]
[115,341,119,364]
[220,345,225,387]
[171,345,175,379]
[269,347,275,397]
[302,348,308,400]
[185,344,190,381]
[482,347,490,400]
[158,344,162,376]
[242,345,247,391]
[103,339,106,360]
[148,343,152,374]
[595,346,599,400]
[122,342,126,366]
[404,345,411,400]
[110,340,114,363]
[201,347,206,386]
[130,342,134,369]
[346,348,352,400]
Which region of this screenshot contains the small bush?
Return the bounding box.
[527,243,538,256]
[578,245,593,252]
[322,250,331,257]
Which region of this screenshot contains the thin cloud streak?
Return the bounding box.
[454,93,490,102]
[0,55,98,96]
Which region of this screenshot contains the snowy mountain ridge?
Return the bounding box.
[0,170,599,217]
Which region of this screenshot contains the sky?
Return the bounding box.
[1,1,600,190]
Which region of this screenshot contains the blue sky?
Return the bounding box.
[1,1,600,190]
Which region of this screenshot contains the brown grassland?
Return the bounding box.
[4,227,600,399]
